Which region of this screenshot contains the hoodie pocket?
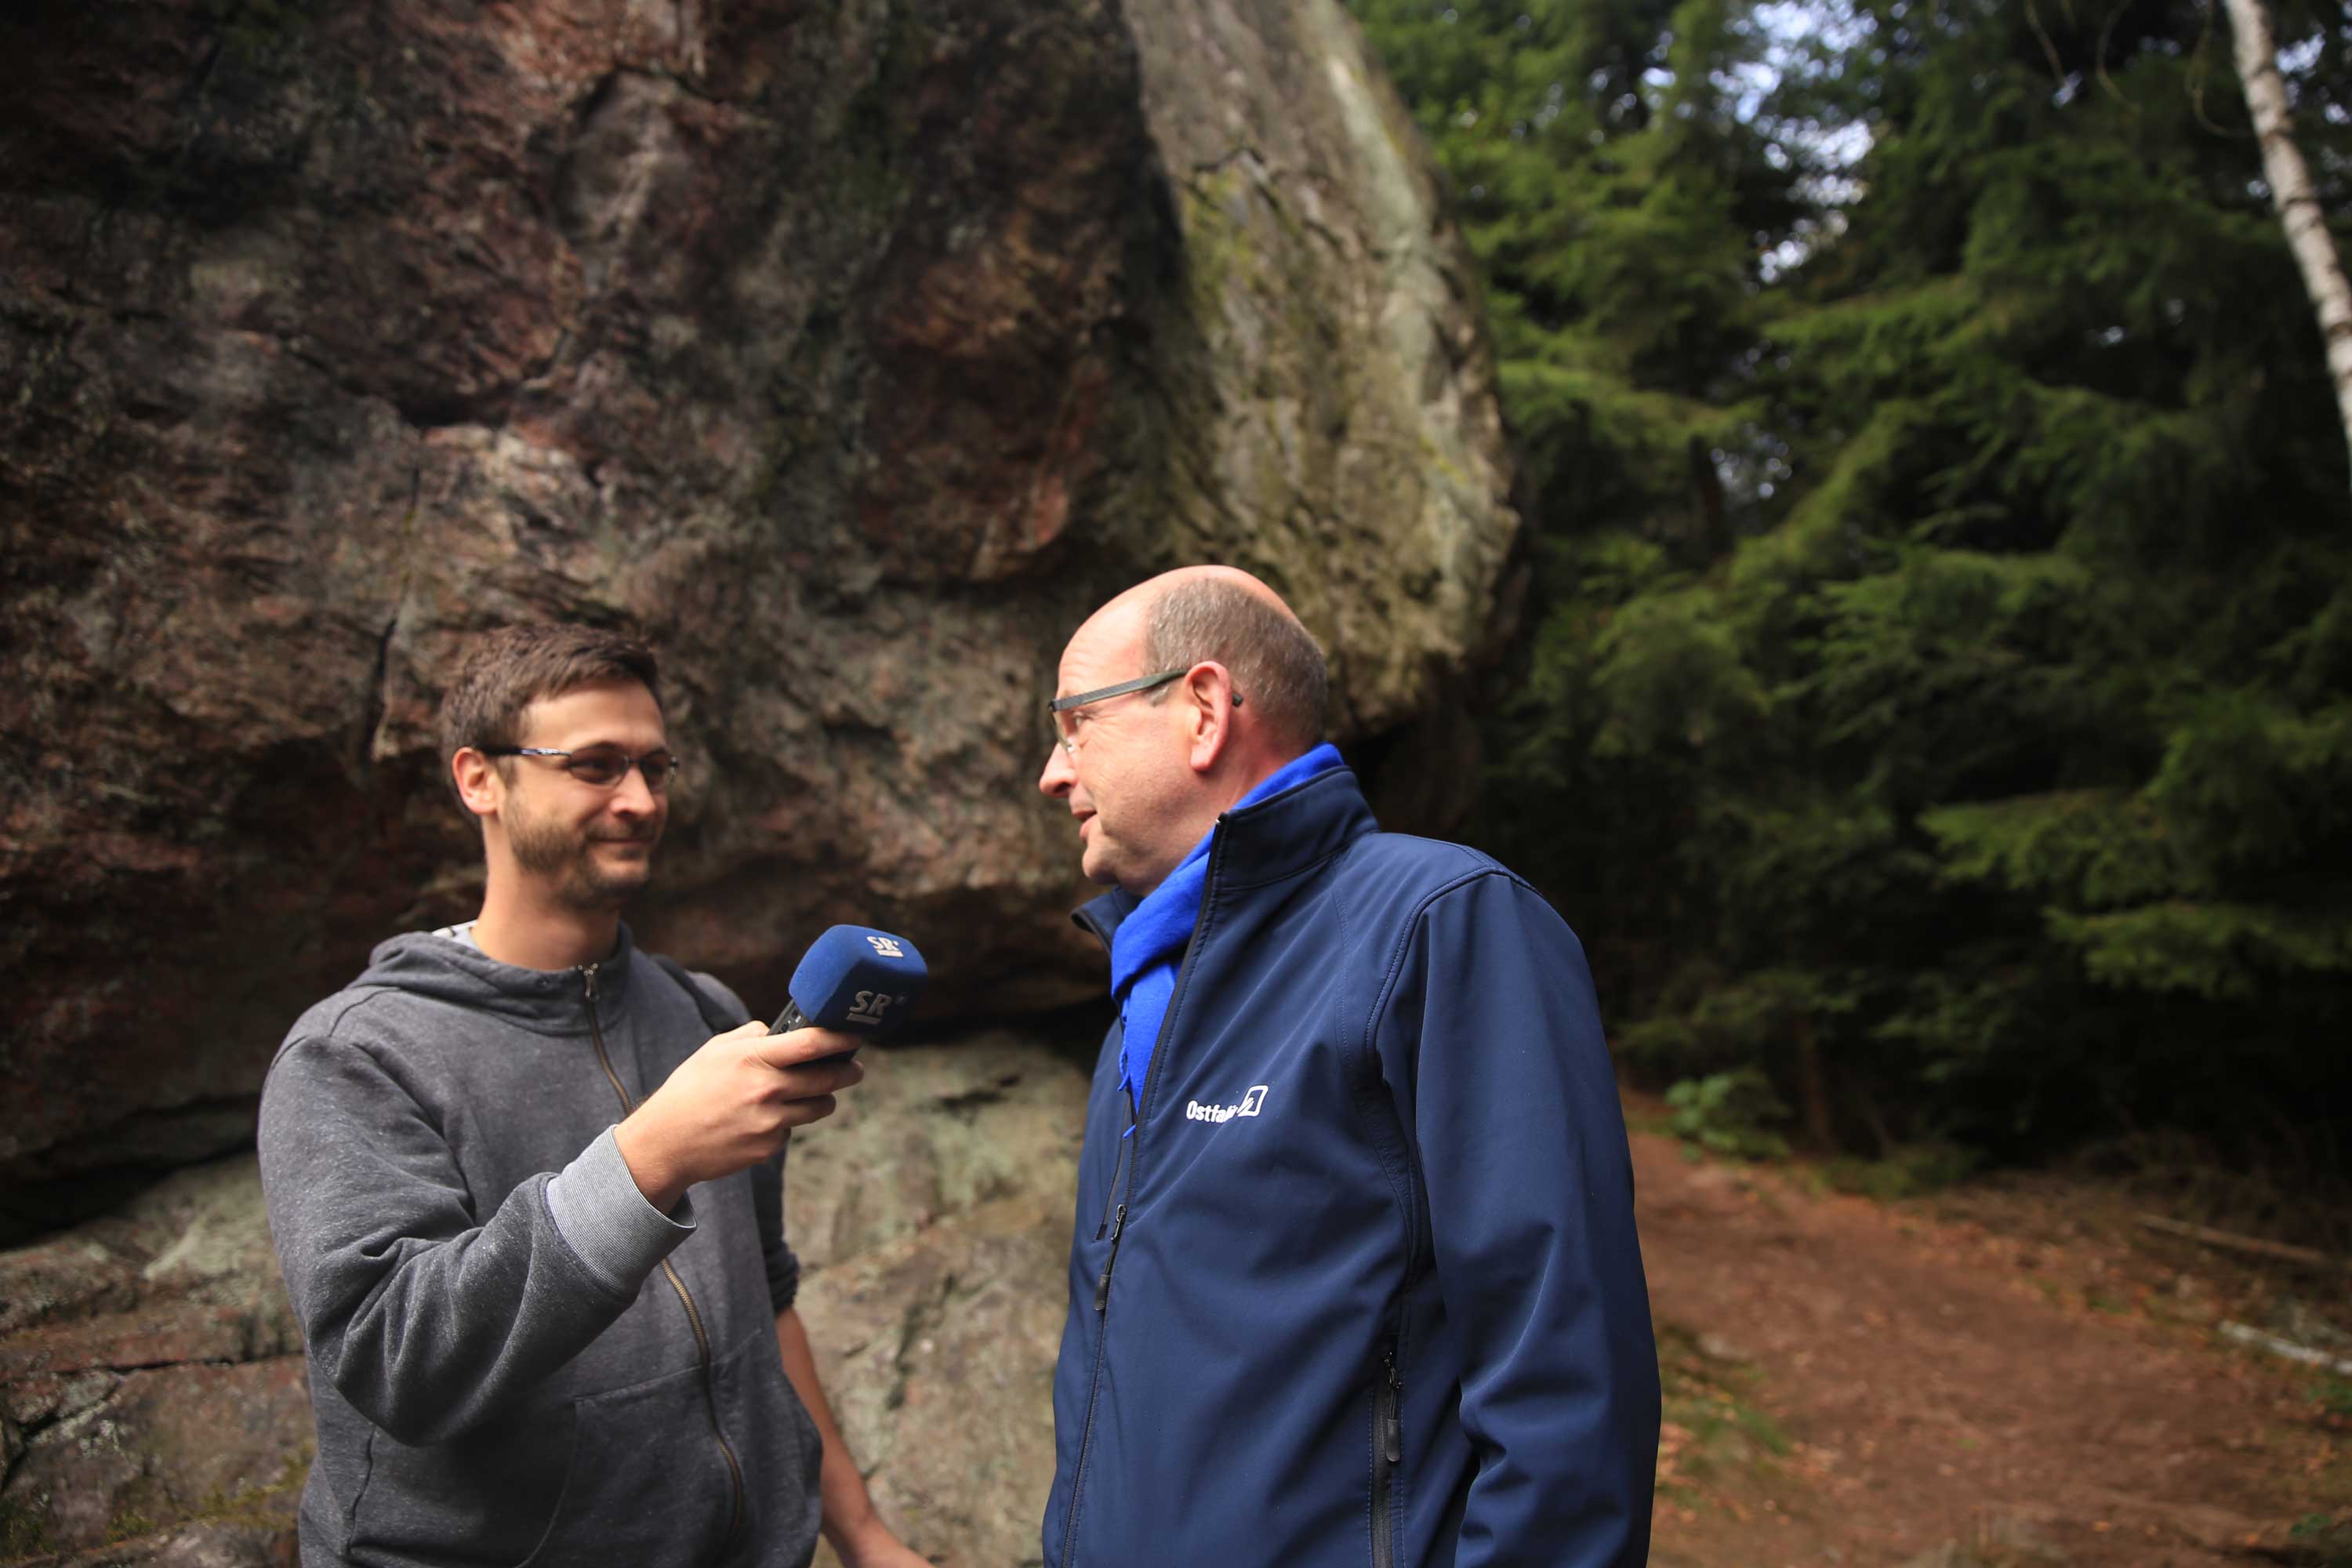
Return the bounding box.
[512,1356,745,1568]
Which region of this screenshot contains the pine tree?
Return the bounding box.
[1741,0,2352,1163]
[1352,0,1808,553]
[1350,0,1814,1046]
[1359,0,2352,1196]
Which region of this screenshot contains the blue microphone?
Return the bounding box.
[768,926,927,1054]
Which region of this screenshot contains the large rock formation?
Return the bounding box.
[0,1155,307,1563]
[0,0,1515,1189]
[789,1033,1089,1567]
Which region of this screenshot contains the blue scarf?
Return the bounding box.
[1108,744,1343,1119]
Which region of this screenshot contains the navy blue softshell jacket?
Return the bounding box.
[1042,767,1660,1568]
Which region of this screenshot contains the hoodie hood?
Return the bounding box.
[352,923,644,1036]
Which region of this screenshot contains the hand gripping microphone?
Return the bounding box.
[768,926,927,1058]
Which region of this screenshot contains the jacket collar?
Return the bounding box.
[1073,764,1379,948]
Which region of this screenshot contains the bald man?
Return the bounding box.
[1034,568,1659,1568]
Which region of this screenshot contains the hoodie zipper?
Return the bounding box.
[1059,825,1227,1566]
[580,962,746,1545]
[1371,1346,1402,1568]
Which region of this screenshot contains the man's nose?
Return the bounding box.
[610,765,660,816]
[1039,742,1075,799]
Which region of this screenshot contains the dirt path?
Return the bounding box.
[1628,1131,2350,1566]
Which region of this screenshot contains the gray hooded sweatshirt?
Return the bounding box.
[258,927,822,1568]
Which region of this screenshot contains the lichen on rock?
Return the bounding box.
[0,0,1515,1189]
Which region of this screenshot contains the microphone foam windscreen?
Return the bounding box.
[787,925,928,1033]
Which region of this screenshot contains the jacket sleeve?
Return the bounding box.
[1370,872,1661,1568]
[259,1034,692,1446]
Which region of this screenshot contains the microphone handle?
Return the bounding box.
[769,996,859,1065]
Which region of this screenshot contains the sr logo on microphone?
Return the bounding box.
[846,990,908,1027]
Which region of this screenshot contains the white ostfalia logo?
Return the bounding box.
[1185,1085,1270,1123]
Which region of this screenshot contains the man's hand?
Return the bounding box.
[612,1021,863,1212]
[829,1519,932,1568]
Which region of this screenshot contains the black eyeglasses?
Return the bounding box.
[483,746,682,791]
[1048,670,1182,757]
[1046,667,1243,756]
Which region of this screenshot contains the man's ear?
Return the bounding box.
[1181,662,1237,775]
[452,748,503,822]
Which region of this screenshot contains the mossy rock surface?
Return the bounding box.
[0,0,1515,1185]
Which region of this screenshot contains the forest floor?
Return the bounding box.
[1628,1110,2352,1567]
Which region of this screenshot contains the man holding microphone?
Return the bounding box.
[259,625,925,1567]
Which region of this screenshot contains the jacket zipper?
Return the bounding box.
[1092,1201,1127,1313]
[1372,1347,1403,1568]
[1058,1089,1133,1568]
[1059,824,1227,1565]
[1094,1111,1131,1241]
[1089,1084,1134,1291]
[580,962,746,1545]
[1085,827,1221,1317]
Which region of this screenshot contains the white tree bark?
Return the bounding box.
[2223,0,2352,489]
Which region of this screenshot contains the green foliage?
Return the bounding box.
[1354,0,2352,1169]
[0,1494,53,1558]
[2286,1511,2352,1568]
[1666,1068,1793,1160]
[201,0,316,68]
[104,1508,159,1546]
[1822,1142,1980,1201]
[1352,0,1809,550]
[1653,1321,1795,1504]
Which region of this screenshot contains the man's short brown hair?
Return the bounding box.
[437,624,661,811]
[1142,578,1328,752]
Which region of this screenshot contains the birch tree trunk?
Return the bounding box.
[2222,0,2352,488]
